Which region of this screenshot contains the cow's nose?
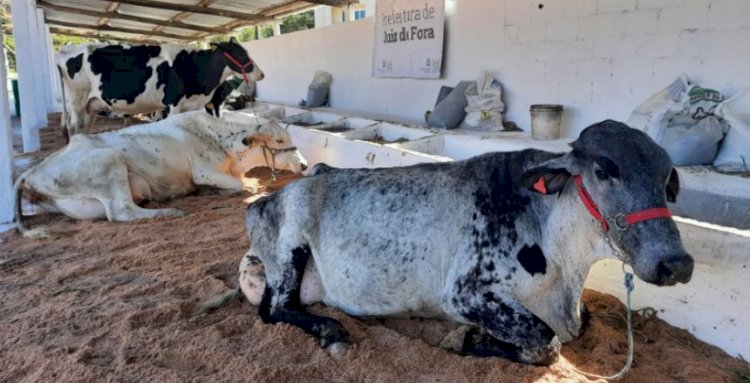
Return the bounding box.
[656,254,694,285]
[259,72,265,80]
[301,163,308,171]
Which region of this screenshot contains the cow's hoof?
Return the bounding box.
[439,325,473,353]
[326,342,348,360]
[217,188,243,196]
[520,336,561,366]
[579,302,591,335]
[163,208,187,218]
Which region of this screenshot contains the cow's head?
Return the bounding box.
[523,120,693,286]
[211,37,265,82]
[237,119,307,174]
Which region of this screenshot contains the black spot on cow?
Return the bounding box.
[517,244,547,276]
[158,39,251,111]
[65,53,83,79]
[205,80,234,117]
[88,45,162,105]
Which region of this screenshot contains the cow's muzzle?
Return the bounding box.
[654,254,694,285]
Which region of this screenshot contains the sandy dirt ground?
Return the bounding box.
[1,115,748,383]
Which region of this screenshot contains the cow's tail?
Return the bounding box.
[14,175,75,239]
[14,175,51,239]
[192,288,242,316]
[13,175,48,238]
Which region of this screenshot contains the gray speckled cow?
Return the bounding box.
[239,120,693,365]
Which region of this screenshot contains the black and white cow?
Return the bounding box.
[236,120,693,365]
[55,37,263,138]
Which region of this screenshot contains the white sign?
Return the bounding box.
[372,0,445,79]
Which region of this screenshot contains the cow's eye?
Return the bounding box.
[593,156,619,180]
[276,139,283,144]
[595,168,608,180]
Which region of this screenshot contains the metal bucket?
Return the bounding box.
[530,104,563,140]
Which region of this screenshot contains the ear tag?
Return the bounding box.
[533,176,547,194]
[206,103,214,110]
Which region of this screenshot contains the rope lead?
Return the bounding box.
[572,263,635,380]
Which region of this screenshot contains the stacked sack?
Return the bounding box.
[628,74,750,171]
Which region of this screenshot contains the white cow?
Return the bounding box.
[14,111,307,237]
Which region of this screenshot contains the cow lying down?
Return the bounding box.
[199,120,693,365]
[14,111,307,237]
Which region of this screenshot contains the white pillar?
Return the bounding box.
[45,26,63,112]
[37,10,55,113]
[0,28,16,232]
[34,8,51,125]
[272,21,281,36]
[11,0,41,152]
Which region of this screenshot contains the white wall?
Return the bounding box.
[246,0,750,137]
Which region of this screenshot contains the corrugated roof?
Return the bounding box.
[39,0,358,44]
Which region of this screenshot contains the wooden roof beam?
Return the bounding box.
[98,2,120,26]
[304,0,358,7]
[49,27,167,45]
[260,1,315,17]
[110,0,273,23]
[37,0,231,34]
[45,18,193,41]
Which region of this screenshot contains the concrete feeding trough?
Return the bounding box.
[280,110,345,128]
[308,117,379,135]
[395,133,572,160]
[342,121,436,145]
[234,103,306,121]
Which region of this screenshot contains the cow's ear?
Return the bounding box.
[229,36,238,44]
[522,167,571,195]
[209,42,219,51]
[666,168,680,203]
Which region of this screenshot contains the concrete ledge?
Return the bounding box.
[671,167,750,230]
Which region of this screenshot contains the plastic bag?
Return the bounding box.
[426,81,471,129]
[462,71,505,131]
[713,89,750,171]
[627,74,729,166]
[302,71,333,108]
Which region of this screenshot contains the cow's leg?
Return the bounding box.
[453,295,560,365]
[81,150,185,221]
[67,105,86,138]
[259,244,350,353]
[193,168,243,192]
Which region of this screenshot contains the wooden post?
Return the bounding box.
[0,28,16,232]
[10,0,41,152]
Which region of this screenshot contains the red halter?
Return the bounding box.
[573,175,672,232]
[223,51,254,85]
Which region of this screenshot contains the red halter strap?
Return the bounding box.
[573,175,672,232]
[223,51,253,84]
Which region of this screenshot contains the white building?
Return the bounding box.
[313,0,376,28]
